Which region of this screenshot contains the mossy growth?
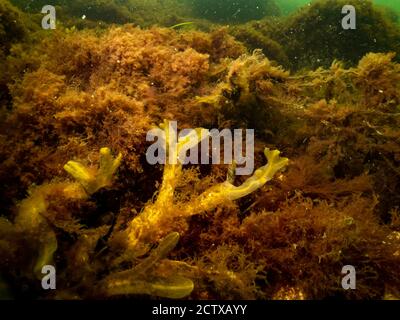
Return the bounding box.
[228,20,289,66]
[196,49,290,134]
[0,0,28,52]
[276,0,400,70]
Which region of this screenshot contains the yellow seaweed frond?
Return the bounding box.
[13,185,58,278]
[102,275,194,299]
[127,121,208,251]
[100,232,194,299]
[126,129,289,251]
[225,148,289,200]
[64,147,122,195]
[181,148,289,215]
[156,120,209,206]
[5,148,122,279]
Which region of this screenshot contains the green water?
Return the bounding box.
[375,0,400,14]
[277,0,312,15]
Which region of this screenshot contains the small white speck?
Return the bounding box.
[82,15,86,20]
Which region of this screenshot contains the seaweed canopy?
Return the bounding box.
[197,49,289,131]
[292,52,400,111]
[197,193,400,299]
[355,52,400,109]
[236,194,400,299]
[0,25,244,206]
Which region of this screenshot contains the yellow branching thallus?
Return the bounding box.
[101,120,288,298]
[6,148,122,278]
[64,147,122,195]
[125,120,289,252]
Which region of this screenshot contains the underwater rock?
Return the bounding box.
[277,0,400,70]
[228,21,289,66]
